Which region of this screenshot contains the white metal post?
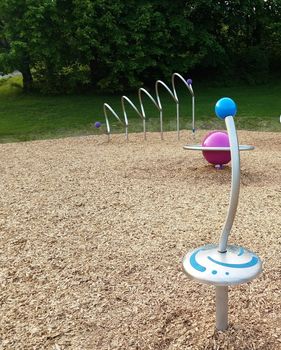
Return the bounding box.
[215,286,228,331]
[176,103,180,140]
[218,116,240,253]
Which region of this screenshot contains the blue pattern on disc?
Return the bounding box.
[237,247,244,256]
[207,256,259,269]
[190,249,206,272]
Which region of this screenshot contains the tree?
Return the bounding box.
[0,0,36,91]
[0,0,280,93]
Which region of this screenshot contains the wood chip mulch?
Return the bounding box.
[0,130,280,349]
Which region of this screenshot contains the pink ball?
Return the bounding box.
[202,131,231,166]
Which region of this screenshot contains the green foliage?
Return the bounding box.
[235,47,269,84]
[33,63,91,94]
[0,0,280,93]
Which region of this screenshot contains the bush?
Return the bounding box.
[234,46,270,84]
[32,63,91,94]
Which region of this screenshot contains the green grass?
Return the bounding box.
[0,75,280,143]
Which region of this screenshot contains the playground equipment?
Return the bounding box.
[182,97,262,331]
[99,74,254,167]
[184,98,254,168]
[102,73,195,141]
[201,131,231,167]
[100,76,254,169]
[184,140,254,169]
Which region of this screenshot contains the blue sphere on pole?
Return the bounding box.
[186,78,193,85]
[215,98,237,119]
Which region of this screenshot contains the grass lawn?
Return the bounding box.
[0,75,280,143]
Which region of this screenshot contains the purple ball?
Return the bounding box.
[202,131,231,166]
[94,121,102,128]
[186,78,192,85]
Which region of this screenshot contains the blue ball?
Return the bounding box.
[215,97,237,119]
[94,121,102,128]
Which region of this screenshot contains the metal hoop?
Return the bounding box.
[183,145,255,151]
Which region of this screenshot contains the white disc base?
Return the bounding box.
[183,244,262,286]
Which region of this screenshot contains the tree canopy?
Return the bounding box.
[0,0,280,93]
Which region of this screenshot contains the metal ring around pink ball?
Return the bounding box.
[183,144,254,151]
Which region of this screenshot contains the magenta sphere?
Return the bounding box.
[202,131,231,166]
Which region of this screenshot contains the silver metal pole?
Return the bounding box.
[138,88,159,140]
[218,116,240,253]
[215,286,228,331]
[192,95,195,134]
[160,110,164,140]
[216,113,239,330]
[125,126,129,141]
[155,80,176,140]
[176,103,180,140]
[143,119,146,140]
[103,103,124,142]
[172,73,195,140]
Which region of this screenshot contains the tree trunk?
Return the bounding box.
[21,58,33,92]
[22,66,33,92]
[89,59,95,85]
[89,58,105,87]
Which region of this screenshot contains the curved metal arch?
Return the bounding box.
[172,73,194,97]
[172,73,195,137]
[121,96,144,141]
[103,103,125,142]
[102,72,195,141]
[155,80,178,140]
[138,88,159,114]
[138,88,160,140]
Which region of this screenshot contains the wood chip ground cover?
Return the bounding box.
[0,131,280,350]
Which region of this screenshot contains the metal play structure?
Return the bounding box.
[182,98,262,330]
[102,73,195,141]
[100,74,253,169]
[183,133,254,169]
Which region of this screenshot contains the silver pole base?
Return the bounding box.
[216,286,228,331]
